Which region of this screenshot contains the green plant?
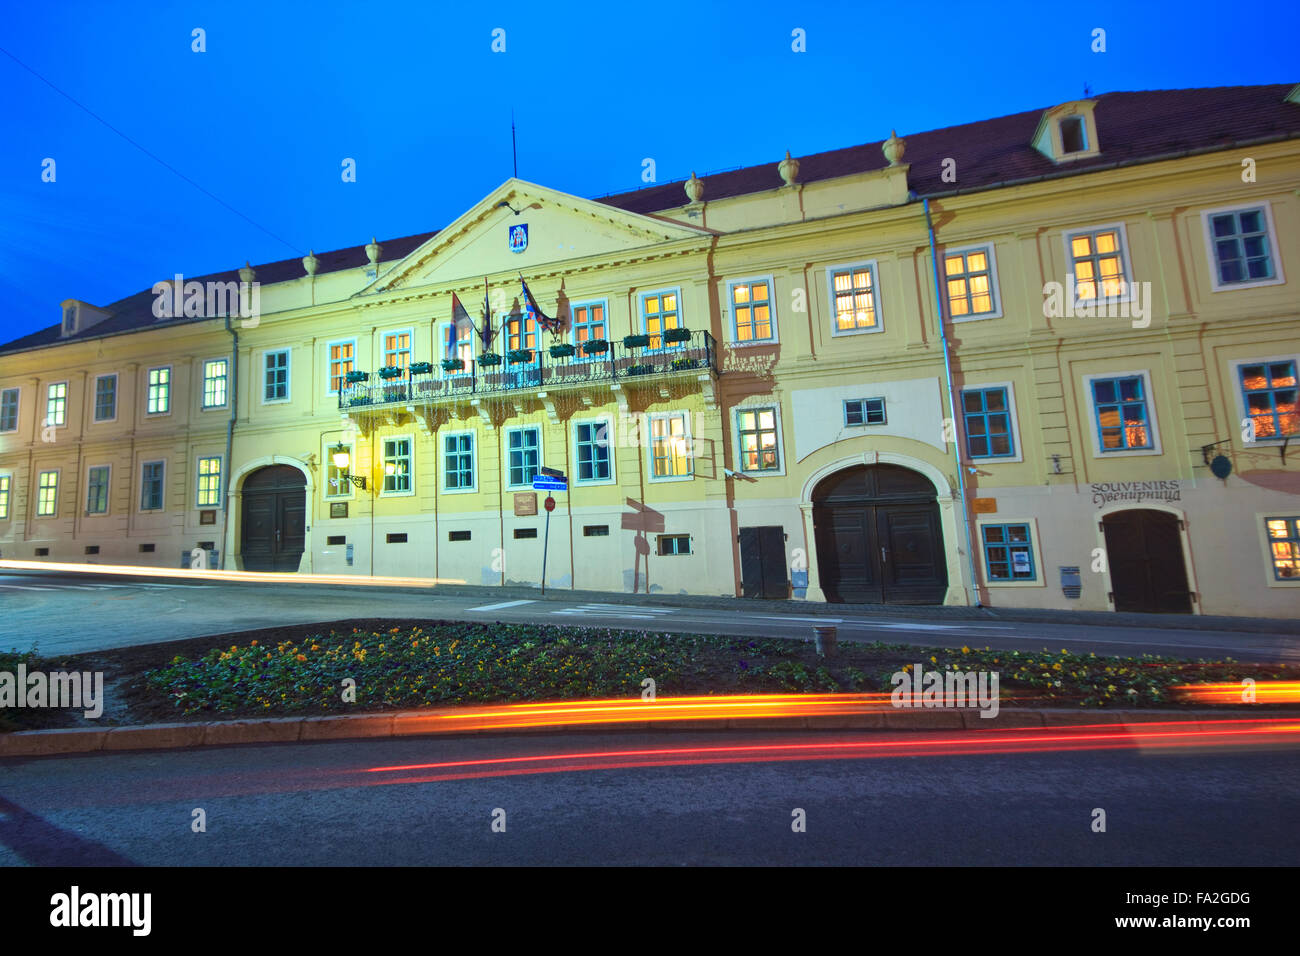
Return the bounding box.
[507,348,535,363]
[626,364,654,376]
[478,352,502,366]
[663,327,691,343]
[549,343,577,358]
[348,396,372,406]
[671,358,701,371]
[377,366,403,379]
[623,334,650,348]
[582,339,610,354]
[440,358,464,372]
[345,370,369,384]
[409,361,433,374]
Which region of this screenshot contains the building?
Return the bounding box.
[2,83,1298,617]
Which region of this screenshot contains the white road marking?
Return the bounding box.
[752,615,844,624]
[842,621,1015,632]
[467,600,537,611]
[0,585,56,590]
[579,603,676,613]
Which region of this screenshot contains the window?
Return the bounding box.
[513,528,538,539]
[140,461,165,511]
[657,534,691,556]
[507,427,541,487]
[1265,517,1300,580]
[62,304,77,335]
[94,375,116,422]
[0,388,18,432]
[202,359,228,409]
[729,278,775,343]
[844,398,885,426]
[506,313,538,362]
[37,470,58,516]
[383,330,413,370]
[571,301,607,353]
[444,323,474,372]
[46,382,68,426]
[147,368,170,414]
[448,530,472,542]
[583,524,609,537]
[197,456,222,507]
[982,523,1036,581]
[86,465,110,514]
[737,407,780,471]
[642,290,681,349]
[1090,375,1153,451]
[962,387,1015,458]
[575,421,611,482]
[1060,116,1087,153]
[828,262,880,333]
[382,437,413,494]
[943,247,999,319]
[326,442,353,498]
[444,432,475,491]
[386,533,408,544]
[0,475,10,519]
[264,350,290,402]
[650,412,692,478]
[1239,360,1298,439]
[1066,226,1130,303]
[328,341,355,393]
[139,543,155,553]
[1206,206,1278,287]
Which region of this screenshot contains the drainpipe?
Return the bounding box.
[220,316,238,569]
[922,196,981,608]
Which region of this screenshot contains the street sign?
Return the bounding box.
[540,466,566,479]
[532,477,567,491]
[544,495,555,512]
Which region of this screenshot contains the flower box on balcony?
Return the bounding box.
[440,358,464,372]
[381,386,407,402]
[345,371,370,384]
[348,396,372,407]
[549,343,577,358]
[623,334,650,349]
[377,366,404,380]
[478,352,502,367]
[507,348,535,363]
[409,361,433,375]
[626,364,655,376]
[671,357,702,371]
[582,339,610,355]
[663,327,692,343]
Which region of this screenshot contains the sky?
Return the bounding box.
[1,0,1296,344]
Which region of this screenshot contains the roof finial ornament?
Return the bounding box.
[303,249,318,277]
[239,260,256,284]
[684,171,704,204]
[882,130,906,167]
[778,150,800,186]
[365,237,382,266]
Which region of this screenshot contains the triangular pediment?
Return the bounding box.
[365,179,710,293]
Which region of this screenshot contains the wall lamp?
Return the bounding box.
[331,444,367,490]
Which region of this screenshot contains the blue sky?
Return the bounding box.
[1,0,1295,343]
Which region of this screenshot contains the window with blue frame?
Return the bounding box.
[1091,375,1152,450]
[444,433,474,490]
[571,302,607,355]
[507,427,540,487]
[844,397,885,427]
[1210,208,1275,285]
[961,387,1014,458]
[575,421,610,481]
[982,523,1036,581]
[1265,517,1300,580]
[1239,360,1298,440]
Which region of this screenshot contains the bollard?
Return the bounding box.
[813,625,838,657]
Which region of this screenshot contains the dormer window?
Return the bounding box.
[61,304,77,336]
[1060,116,1088,153]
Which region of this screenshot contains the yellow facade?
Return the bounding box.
[3,87,1298,616]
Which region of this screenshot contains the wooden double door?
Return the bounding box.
[813,465,947,605]
[241,465,306,572]
[1101,509,1193,613]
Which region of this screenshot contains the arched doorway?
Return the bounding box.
[241,465,306,572]
[812,464,947,604]
[1101,509,1192,613]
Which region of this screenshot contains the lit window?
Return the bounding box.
[962,387,1015,458]
[0,475,10,519]
[328,341,355,393]
[147,368,170,414]
[506,313,539,365]
[829,264,878,332]
[1068,228,1129,302]
[197,457,223,507]
[1210,208,1275,285]
[445,323,474,372]
[0,388,19,432]
[383,438,412,494]
[731,280,774,342]
[46,382,68,426]
[94,376,116,421]
[844,398,885,426]
[264,351,289,402]
[383,331,412,370]
[572,303,607,353]
[202,359,228,408]
[576,421,611,481]
[444,433,474,490]
[140,461,165,510]
[642,291,681,349]
[1265,517,1300,581]
[1091,376,1152,451]
[944,248,997,318]
[86,466,110,514]
[507,427,540,487]
[737,407,779,471]
[651,412,692,478]
[982,523,1036,581]
[37,471,58,517]
[1240,361,1298,439]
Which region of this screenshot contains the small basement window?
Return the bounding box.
[326,535,346,545]
[139,543,155,553]
[583,525,610,536]
[84,545,100,555]
[35,547,50,556]
[657,534,691,556]
[448,530,471,542]
[198,541,215,551]
[513,528,538,539]
[386,533,408,544]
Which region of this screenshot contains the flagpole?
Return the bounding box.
[511,109,517,179]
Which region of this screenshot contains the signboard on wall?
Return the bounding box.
[1089,480,1182,508]
[971,497,997,514]
[514,492,538,516]
[330,502,349,518]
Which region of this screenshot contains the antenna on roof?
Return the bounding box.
[1083,82,1092,98]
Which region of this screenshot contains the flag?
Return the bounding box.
[520,275,562,334]
[477,278,496,350]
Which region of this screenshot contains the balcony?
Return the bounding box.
[340,330,719,425]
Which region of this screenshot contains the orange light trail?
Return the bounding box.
[0,558,466,588]
[1173,681,1300,704]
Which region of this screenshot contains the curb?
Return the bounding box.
[0,707,1282,758]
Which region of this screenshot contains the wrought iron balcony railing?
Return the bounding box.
[339,329,718,410]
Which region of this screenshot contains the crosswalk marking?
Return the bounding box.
[467,599,537,612]
[753,615,844,624]
[551,603,677,619]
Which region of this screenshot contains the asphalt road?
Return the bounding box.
[1,570,1297,662]
[0,729,1295,865]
